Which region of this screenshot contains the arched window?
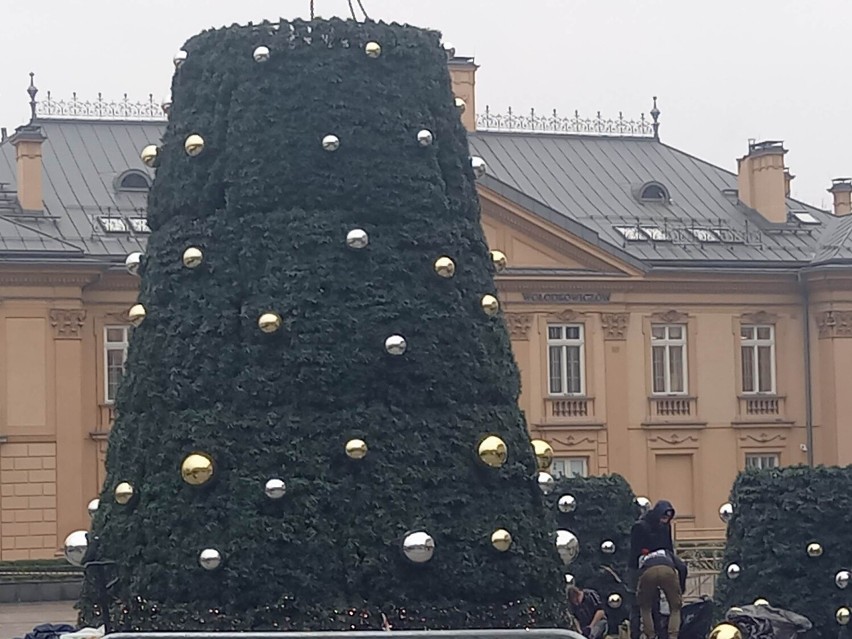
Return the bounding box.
[115,170,152,192]
[637,181,670,203]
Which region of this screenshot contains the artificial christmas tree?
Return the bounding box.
[72,18,568,632]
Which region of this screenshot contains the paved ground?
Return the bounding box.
[0,601,76,638]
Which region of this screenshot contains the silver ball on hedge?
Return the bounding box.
[719,502,734,523]
[125,252,143,275]
[726,563,741,579]
[161,101,172,115]
[87,498,100,517]
[63,530,88,566]
[807,542,823,558]
[417,130,434,147]
[346,229,369,249]
[555,529,579,565]
[558,494,577,513]
[537,471,555,495]
[199,548,222,571]
[385,335,407,356]
[402,531,434,563]
[636,496,651,514]
[264,478,286,499]
[601,540,616,555]
[365,42,382,58]
[322,135,340,152]
[253,45,270,62]
[442,42,456,59]
[173,50,188,68]
[607,593,623,609]
[836,570,851,589]
[471,156,487,179]
[564,573,575,586]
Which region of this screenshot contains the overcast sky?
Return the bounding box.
[1,0,848,208]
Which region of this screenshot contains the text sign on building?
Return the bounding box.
[520,292,611,304]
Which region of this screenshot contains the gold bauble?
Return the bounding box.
[478,435,507,468]
[140,145,159,168]
[128,304,146,327]
[709,623,743,639]
[182,247,204,268]
[181,453,214,486]
[491,528,513,552]
[365,41,382,58]
[434,256,456,278]
[481,294,500,317]
[490,249,508,272]
[114,481,134,505]
[345,438,368,460]
[531,439,554,471]
[184,134,205,157]
[806,542,823,558]
[258,312,282,334]
[837,607,851,626]
[454,97,467,113]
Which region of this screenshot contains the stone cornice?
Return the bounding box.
[0,272,98,287]
[496,276,800,296]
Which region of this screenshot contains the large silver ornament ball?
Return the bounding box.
[385,334,407,356]
[199,548,222,571]
[346,228,369,249]
[63,530,89,567]
[564,573,575,586]
[264,478,286,499]
[726,563,741,579]
[558,494,577,513]
[836,570,851,589]
[322,135,340,152]
[537,471,555,495]
[807,542,823,558]
[173,50,188,68]
[555,529,580,565]
[417,129,434,147]
[636,496,651,514]
[443,42,456,59]
[601,540,616,555]
[253,46,270,62]
[125,252,143,275]
[471,156,487,179]
[87,498,99,517]
[719,502,734,523]
[161,101,172,115]
[607,593,623,609]
[402,531,435,563]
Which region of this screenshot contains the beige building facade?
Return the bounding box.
[0,62,851,559]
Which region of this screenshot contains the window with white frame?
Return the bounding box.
[745,453,779,470]
[104,326,130,403]
[551,457,589,478]
[741,325,776,394]
[547,325,585,395]
[651,324,687,394]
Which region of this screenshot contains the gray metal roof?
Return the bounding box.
[812,214,852,264]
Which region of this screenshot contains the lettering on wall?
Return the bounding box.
[520,292,611,304]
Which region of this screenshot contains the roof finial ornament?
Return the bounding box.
[27,72,38,122]
[650,96,660,140]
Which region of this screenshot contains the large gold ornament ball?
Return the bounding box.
[530,438,554,471]
[434,256,456,278]
[253,45,270,62]
[199,548,222,571]
[491,528,513,552]
[125,251,143,275]
[481,294,500,317]
[258,312,282,334]
[87,498,99,517]
[454,97,467,113]
[140,144,159,168]
[173,50,188,68]
[365,41,382,58]
[184,134,205,157]
[182,247,204,268]
[128,304,146,327]
[837,607,851,626]
[181,453,214,486]
[114,481,135,505]
[477,435,507,468]
[806,542,823,558]
[709,623,743,639]
[489,249,508,273]
[345,438,368,460]
[402,531,435,563]
[63,530,89,567]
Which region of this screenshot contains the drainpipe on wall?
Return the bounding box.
[798,270,815,466]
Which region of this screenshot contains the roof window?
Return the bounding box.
[114,170,152,192]
[615,226,646,241]
[98,217,128,233]
[792,211,820,225]
[690,228,721,243]
[637,181,670,203]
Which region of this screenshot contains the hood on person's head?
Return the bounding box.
[645,499,675,525]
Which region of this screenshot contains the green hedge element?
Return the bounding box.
[715,465,852,638]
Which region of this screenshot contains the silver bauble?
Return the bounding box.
[125,252,143,275]
[173,50,188,68]
[161,101,172,114]
[555,529,580,565]
[322,135,340,152]
[385,334,407,356]
[346,228,369,249]
[417,129,434,147]
[471,156,487,179]
[87,498,99,517]
[807,542,823,558]
[719,502,734,523]
[601,540,616,555]
[558,494,577,513]
[537,471,555,495]
[264,478,286,499]
[726,563,741,579]
[636,496,651,514]
[63,530,88,567]
[564,573,575,586]
[443,42,456,59]
[365,42,382,58]
[199,548,222,571]
[607,593,623,609]
[836,570,851,589]
[253,45,270,62]
[402,531,435,563]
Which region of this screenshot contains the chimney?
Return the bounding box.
[8,123,46,212]
[448,55,478,132]
[784,170,794,197]
[828,178,852,216]
[737,140,789,224]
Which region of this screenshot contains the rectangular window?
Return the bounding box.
[651,324,687,394]
[104,326,130,403]
[741,325,776,394]
[551,457,589,478]
[745,453,779,470]
[547,325,585,396]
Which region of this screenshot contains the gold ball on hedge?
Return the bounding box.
[806,542,823,558]
[128,304,146,327]
[345,438,368,460]
[434,256,456,278]
[182,247,203,268]
[530,439,554,471]
[184,134,205,157]
[489,249,507,272]
[454,97,466,113]
[114,481,134,505]
[140,145,159,167]
[181,453,214,486]
[709,623,743,639]
[481,294,500,317]
[365,41,382,58]
[478,435,507,468]
[753,598,769,606]
[491,528,512,552]
[837,607,851,626]
[258,312,282,334]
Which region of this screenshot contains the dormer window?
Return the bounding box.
[637,181,670,203]
[114,170,152,192]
